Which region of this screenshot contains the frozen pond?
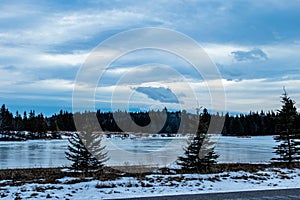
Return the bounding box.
[215,136,278,163]
[0,136,278,169]
[0,140,70,169]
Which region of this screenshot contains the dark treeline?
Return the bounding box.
[1,104,300,136]
[0,105,76,133]
[223,111,277,136]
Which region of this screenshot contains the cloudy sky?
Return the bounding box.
[1,0,300,116]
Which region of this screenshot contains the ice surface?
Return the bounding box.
[0,136,277,168]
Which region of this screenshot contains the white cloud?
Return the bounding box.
[0,44,89,69]
[0,78,73,94]
[27,79,74,92]
[221,78,300,113]
[0,9,153,48]
[38,52,89,67]
[202,43,239,65]
[0,3,41,19]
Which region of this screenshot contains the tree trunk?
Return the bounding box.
[287,128,292,167]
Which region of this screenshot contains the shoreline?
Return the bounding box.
[0,162,299,181]
[0,131,277,142]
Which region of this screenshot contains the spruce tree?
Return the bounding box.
[0,104,13,132]
[177,108,218,172]
[65,121,108,175]
[177,132,218,172]
[272,88,300,166]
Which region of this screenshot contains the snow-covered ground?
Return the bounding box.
[1,167,299,199]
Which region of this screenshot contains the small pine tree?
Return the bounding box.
[272,88,300,166]
[177,108,218,173]
[65,131,108,176]
[177,131,218,172]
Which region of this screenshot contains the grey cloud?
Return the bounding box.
[1,65,17,71]
[135,86,179,103]
[231,48,268,61]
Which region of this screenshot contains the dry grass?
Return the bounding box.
[0,168,64,185]
[0,162,299,186]
[176,162,300,174]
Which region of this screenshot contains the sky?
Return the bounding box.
[1,0,300,116]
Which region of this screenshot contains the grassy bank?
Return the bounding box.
[1,162,299,186]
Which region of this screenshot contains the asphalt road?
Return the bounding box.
[110,188,300,200]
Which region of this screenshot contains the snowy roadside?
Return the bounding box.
[1,167,299,199]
